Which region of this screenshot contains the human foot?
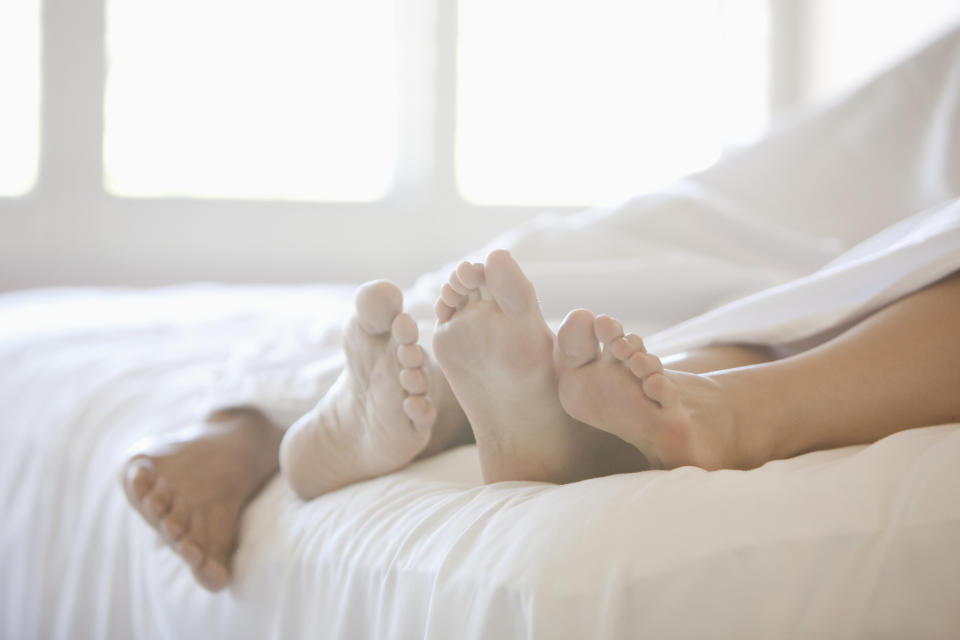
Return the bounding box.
[556,310,766,470]
[280,280,467,499]
[121,408,281,591]
[433,250,649,483]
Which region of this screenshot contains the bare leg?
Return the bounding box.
[660,344,779,374]
[557,272,960,469]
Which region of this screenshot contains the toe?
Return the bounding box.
[643,373,679,407]
[195,557,230,592]
[594,315,624,346]
[483,250,539,317]
[628,352,663,378]
[144,481,174,521]
[355,280,403,334]
[176,537,204,569]
[122,457,156,502]
[447,270,471,296]
[399,368,428,394]
[435,298,455,323]
[195,533,232,592]
[440,283,467,309]
[160,497,190,543]
[557,309,600,368]
[625,334,646,353]
[610,334,645,361]
[397,343,425,368]
[391,312,418,345]
[456,261,483,290]
[403,395,437,429]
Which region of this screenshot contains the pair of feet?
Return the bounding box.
[122,250,738,591]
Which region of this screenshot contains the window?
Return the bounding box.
[104,0,398,201]
[16,0,955,288]
[0,0,40,197]
[456,0,769,206]
[101,0,769,206]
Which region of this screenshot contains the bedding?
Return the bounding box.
[2,285,959,640]
[3,22,960,640]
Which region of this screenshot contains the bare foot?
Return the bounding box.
[279,280,468,499]
[433,250,649,483]
[120,407,282,591]
[556,309,763,470]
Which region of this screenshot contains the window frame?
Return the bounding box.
[0,0,790,289]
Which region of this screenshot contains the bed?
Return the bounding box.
[3,24,960,640]
[1,280,959,639]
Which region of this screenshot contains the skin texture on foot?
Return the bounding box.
[279,280,467,499]
[120,408,282,592]
[433,250,649,483]
[557,271,960,471]
[556,309,745,470]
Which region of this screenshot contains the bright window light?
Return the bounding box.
[0,0,40,197]
[807,0,960,104]
[104,0,398,201]
[456,0,769,206]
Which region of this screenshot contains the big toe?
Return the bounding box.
[355,280,403,334]
[484,249,538,317]
[558,309,600,368]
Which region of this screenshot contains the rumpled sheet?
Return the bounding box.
[1,285,959,639]
[2,23,960,640]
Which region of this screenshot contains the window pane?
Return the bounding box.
[0,0,40,196]
[105,0,398,201]
[457,0,769,206]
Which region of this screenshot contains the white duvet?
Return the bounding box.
[2,25,960,640]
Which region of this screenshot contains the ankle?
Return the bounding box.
[707,370,781,469]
